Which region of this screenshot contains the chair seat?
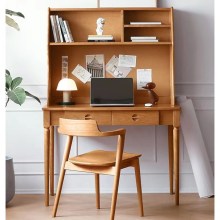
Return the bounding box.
[68,150,141,167]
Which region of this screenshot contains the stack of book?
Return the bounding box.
[130,36,159,42]
[88,35,114,42]
[50,15,74,43]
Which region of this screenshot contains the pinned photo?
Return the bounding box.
[86,54,105,78]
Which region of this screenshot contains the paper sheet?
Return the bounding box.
[137,69,152,90]
[72,64,91,83]
[118,55,136,67]
[177,96,214,198]
[106,55,131,78]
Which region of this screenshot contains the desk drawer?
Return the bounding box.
[112,111,159,125]
[65,111,112,125]
[51,111,111,125]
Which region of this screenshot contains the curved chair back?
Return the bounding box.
[58,118,126,137]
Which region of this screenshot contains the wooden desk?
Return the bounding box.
[43,104,180,206]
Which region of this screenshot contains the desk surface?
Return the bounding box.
[43,104,180,111]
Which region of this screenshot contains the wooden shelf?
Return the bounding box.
[48,7,175,106]
[49,42,172,46]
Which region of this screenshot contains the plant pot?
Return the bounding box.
[6,156,15,204]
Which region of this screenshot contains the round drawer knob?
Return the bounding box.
[131,114,139,121]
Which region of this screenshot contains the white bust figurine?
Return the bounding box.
[96,17,105,35]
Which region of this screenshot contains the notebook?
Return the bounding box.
[90,78,134,106]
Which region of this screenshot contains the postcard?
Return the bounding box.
[137,69,152,90]
[106,55,131,78]
[118,55,136,67]
[72,64,91,83]
[86,54,105,78]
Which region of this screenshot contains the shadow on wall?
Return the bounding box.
[158,0,214,83]
[173,9,214,83]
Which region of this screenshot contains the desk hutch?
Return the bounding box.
[43,7,180,207]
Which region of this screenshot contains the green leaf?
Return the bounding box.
[7,87,26,105]
[5,73,12,90]
[5,98,10,107]
[6,9,25,18]
[11,77,22,90]
[6,69,10,75]
[6,15,20,30]
[25,91,41,104]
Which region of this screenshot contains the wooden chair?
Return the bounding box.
[52,118,144,219]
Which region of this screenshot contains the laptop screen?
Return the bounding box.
[90,78,134,106]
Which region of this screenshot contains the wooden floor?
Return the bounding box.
[6,194,214,220]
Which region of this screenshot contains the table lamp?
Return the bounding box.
[57,78,77,105]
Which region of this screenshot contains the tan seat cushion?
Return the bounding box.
[68,150,141,167]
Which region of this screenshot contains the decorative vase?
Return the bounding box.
[6,156,15,204]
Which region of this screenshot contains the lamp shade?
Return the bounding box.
[57,78,77,91]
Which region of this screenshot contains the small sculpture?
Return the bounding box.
[142,82,159,106]
[96,17,105,35]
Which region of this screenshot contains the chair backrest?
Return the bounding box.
[58,119,126,166]
[58,118,126,137]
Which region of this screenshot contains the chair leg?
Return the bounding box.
[110,169,121,220]
[52,136,73,217]
[95,173,100,209]
[134,159,144,217]
[52,168,66,217]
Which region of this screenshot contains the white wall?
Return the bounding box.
[6,0,214,194]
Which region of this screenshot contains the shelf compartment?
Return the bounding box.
[49,10,123,43]
[124,9,171,26]
[124,27,171,42]
[49,45,172,105]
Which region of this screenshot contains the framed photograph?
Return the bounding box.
[86,54,105,78]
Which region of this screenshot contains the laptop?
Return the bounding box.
[90,78,134,106]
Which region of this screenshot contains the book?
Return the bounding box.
[53,15,61,42]
[88,35,114,40]
[88,39,115,42]
[88,37,114,41]
[50,15,58,42]
[63,20,74,42]
[131,39,159,42]
[55,15,64,43]
[130,36,157,40]
[59,17,69,42]
[130,21,162,25]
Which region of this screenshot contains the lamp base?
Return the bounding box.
[58,101,75,106]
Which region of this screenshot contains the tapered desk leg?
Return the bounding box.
[173,126,179,205]
[44,127,50,206]
[168,126,174,195]
[50,126,54,196]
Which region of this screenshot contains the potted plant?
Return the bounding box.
[5,9,41,204]
[5,9,41,107]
